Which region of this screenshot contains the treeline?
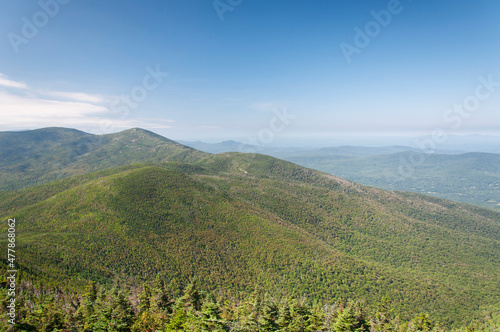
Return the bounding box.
[1,277,497,332]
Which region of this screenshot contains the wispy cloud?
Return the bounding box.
[0,74,28,89]
[0,90,108,127]
[0,73,175,133]
[43,90,105,103]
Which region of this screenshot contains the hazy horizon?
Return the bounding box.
[4,126,500,154]
[1,1,499,147]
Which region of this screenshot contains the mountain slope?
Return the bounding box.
[1,153,499,326]
[280,151,500,211]
[0,127,208,191]
[181,140,499,210]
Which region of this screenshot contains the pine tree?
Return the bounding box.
[76,281,100,331]
[165,307,187,332]
[276,298,320,332]
[38,295,66,331]
[138,283,152,312]
[198,295,227,331]
[370,296,395,332]
[276,297,293,330]
[236,287,263,331]
[332,300,370,332]
[132,283,159,331]
[178,281,203,311]
[153,280,175,314]
[96,288,134,332]
[258,297,279,331]
[407,313,433,332]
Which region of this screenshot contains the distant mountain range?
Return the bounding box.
[0,127,499,327]
[179,140,448,156]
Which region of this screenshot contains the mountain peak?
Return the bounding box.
[0,127,209,191]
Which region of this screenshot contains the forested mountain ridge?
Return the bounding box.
[0,154,499,327]
[0,127,208,191]
[0,128,499,329]
[182,139,500,212]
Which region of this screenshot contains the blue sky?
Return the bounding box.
[0,0,499,146]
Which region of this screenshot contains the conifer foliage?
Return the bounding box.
[1,278,499,331]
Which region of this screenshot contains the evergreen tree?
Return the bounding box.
[95,288,134,332]
[165,307,188,332]
[153,279,175,314]
[407,313,433,332]
[138,283,152,312]
[332,300,370,332]
[370,296,395,332]
[258,297,279,331]
[198,295,227,331]
[179,281,203,311]
[37,295,66,331]
[76,281,100,331]
[276,298,320,332]
[132,283,159,331]
[236,287,263,331]
[3,274,498,331]
[276,298,293,329]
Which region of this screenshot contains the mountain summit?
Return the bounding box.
[0,127,208,191]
